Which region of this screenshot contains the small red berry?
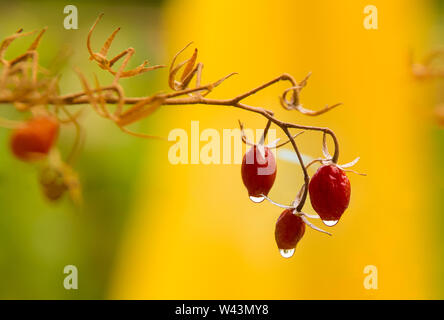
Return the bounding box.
[10,116,59,161]
[308,164,351,226]
[241,145,276,202]
[275,209,305,256]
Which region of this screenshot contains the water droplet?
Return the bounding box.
[322,219,339,227]
[249,195,265,203]
[279,248,295,258]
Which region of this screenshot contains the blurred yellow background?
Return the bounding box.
[109,0,438,299]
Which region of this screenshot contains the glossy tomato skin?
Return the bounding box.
[275,209,305,249]
[308,164,351,222]
[10,116,59,161]
[241,145,276,198]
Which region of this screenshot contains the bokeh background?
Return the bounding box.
[0,0,442,299]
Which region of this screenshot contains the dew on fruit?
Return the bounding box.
[279,248,295,258]
[249,195,265,203]
[322,219,339,227]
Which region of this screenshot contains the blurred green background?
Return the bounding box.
[0,0,165,299]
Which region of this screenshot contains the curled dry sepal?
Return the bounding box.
[0,15,365,256]
[411,49,444,79]
[411,49,444,126]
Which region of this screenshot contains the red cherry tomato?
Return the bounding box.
[275,209,305,250]
[10,116,59,161]
[308,164,351,225]
[241,145,276,202]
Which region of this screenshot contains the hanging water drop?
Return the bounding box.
[322,219,338,227]
[249,195,265,203]
[279,248,295,258]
